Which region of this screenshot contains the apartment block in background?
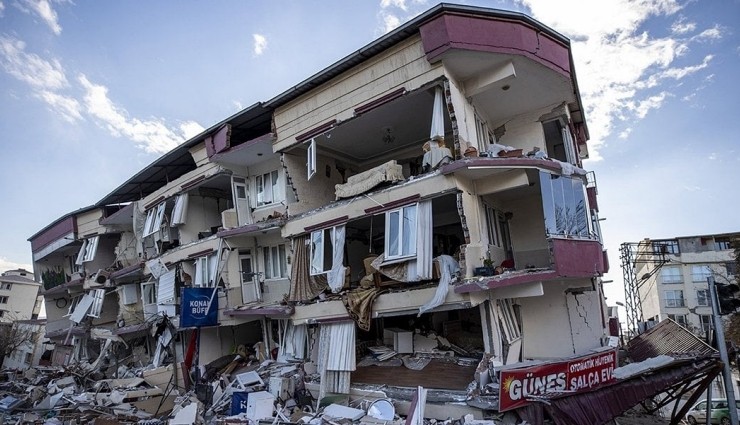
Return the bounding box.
[635,232,738,335]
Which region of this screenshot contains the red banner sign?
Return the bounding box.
[499,348,617,412]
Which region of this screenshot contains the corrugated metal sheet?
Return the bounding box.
[627,319,715,362]
[541,358,721,425]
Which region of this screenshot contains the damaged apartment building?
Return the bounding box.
[27,4,614,421]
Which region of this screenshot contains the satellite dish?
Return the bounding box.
[367,399,394,421]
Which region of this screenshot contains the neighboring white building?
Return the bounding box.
[1,319,47,370]
[635,233,738,335]
[0,269,43,322]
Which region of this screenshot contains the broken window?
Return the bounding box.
[385,204,417,260]
[311,228,334,276]
[700,315,713,332]
[75,236,100,265]
[231,176,252,226]
[256,170,281,206]
[0,296,7,304]
[87,288,105,318]
[664,290,685,308]
[170,193,189,226]
[263,244,287,280]
[497,299,522,342]
[307,138,317,181]
[65,294,83,317]
[143,202,166,236]
[141,280,157,318]
[484,204,502,248]
[157,269,177,316]
[660,266,682,284]
[540,171,590,238]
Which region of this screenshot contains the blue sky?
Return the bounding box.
[0,0,738,308]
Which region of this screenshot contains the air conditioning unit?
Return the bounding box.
[222,209,238,229]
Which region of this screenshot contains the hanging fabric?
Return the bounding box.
[430,86,445,141]
[288,235,328,302]
[415,200,433,280]
[327,225,346,293]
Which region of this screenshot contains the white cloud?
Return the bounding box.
[180,120,205,140]
[518,0,719,161]
[0,35,68,90]
[671,16,695,35]
[682,185,701,192]
[79,74,203,154]
[36,89,82,122]
[693,25,724,42]
[708,153,717,160]
[15,0,62,35]
[0,257,32,274]
[0,2,5,16]
[233,100,244,111]
[381,12,401,33]
[253,33,267,56]
[380,0,408,11]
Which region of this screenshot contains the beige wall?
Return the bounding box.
[76,209,105,238]
[282,151,344,217]
[274,36,444,152]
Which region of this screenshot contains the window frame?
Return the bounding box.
[0,296,8,304]
[263,243,288,280]
[664,289,685,308]
[65,294,83,317]
[484,204,501,248]
[497,299,522,343]
[87,289,105,318]
[255,170,282,207]
[143,202,166,236]
[384,204,418,261]
[667,313,688,326]
[691,265,712,282]
[310,228,335,276]
[307,138,317,181]
[75,235,100,265]
[660,266,683,284]
[696,289,710,307]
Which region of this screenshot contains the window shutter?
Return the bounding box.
[121,284,138,305]
[157,269,176,316]
[88,289,105,318]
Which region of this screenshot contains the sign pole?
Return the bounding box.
[709,276,739,425]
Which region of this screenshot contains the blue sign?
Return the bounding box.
[180,287,218,328]
[231,392,250,415]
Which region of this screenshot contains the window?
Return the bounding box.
[700,315,714,333]
[65,294,83,317]
[539,171,590,238]
[0,296,7,304]
[0,311,4,318]
[652,240,679,255]
[87,289,105,318]
[664,290,685,307]
[170,194,188,226]
[384,204,417,260]
[263,244,287,279]
[692,265,712,282]
[726,262,737,277]
[194,254,218,287]
[307,138,317,181]
[497,299,522,342]
[256,170,281,206]
[0,283,10,290]
[715,237,732,251]
[660,266,682,284]
[311,228,334,275]
[697,289,710,306]
[474,112,494,152]
[667,314,687,326]
[120,284,138,305]
[142,282,156,305]
[75,236,100,265]
[484,204,501,247]
[143,202,166,236]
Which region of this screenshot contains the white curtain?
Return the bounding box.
[171,193,189,226]
[430,87,445,140]
[327,225,346,293]
[415,200,433,280]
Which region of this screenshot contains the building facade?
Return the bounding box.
[635,233,738,335]
[0,269,42,322]
[28,3,609,410]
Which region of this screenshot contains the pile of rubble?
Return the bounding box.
[0,355,499,425]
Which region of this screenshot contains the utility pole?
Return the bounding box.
[709,275,739,425]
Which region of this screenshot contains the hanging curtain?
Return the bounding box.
[430,86,445,142]
[327,225,346,293]
[288,235,328,302]
[415,200,433,280]
[317,322,355,400]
